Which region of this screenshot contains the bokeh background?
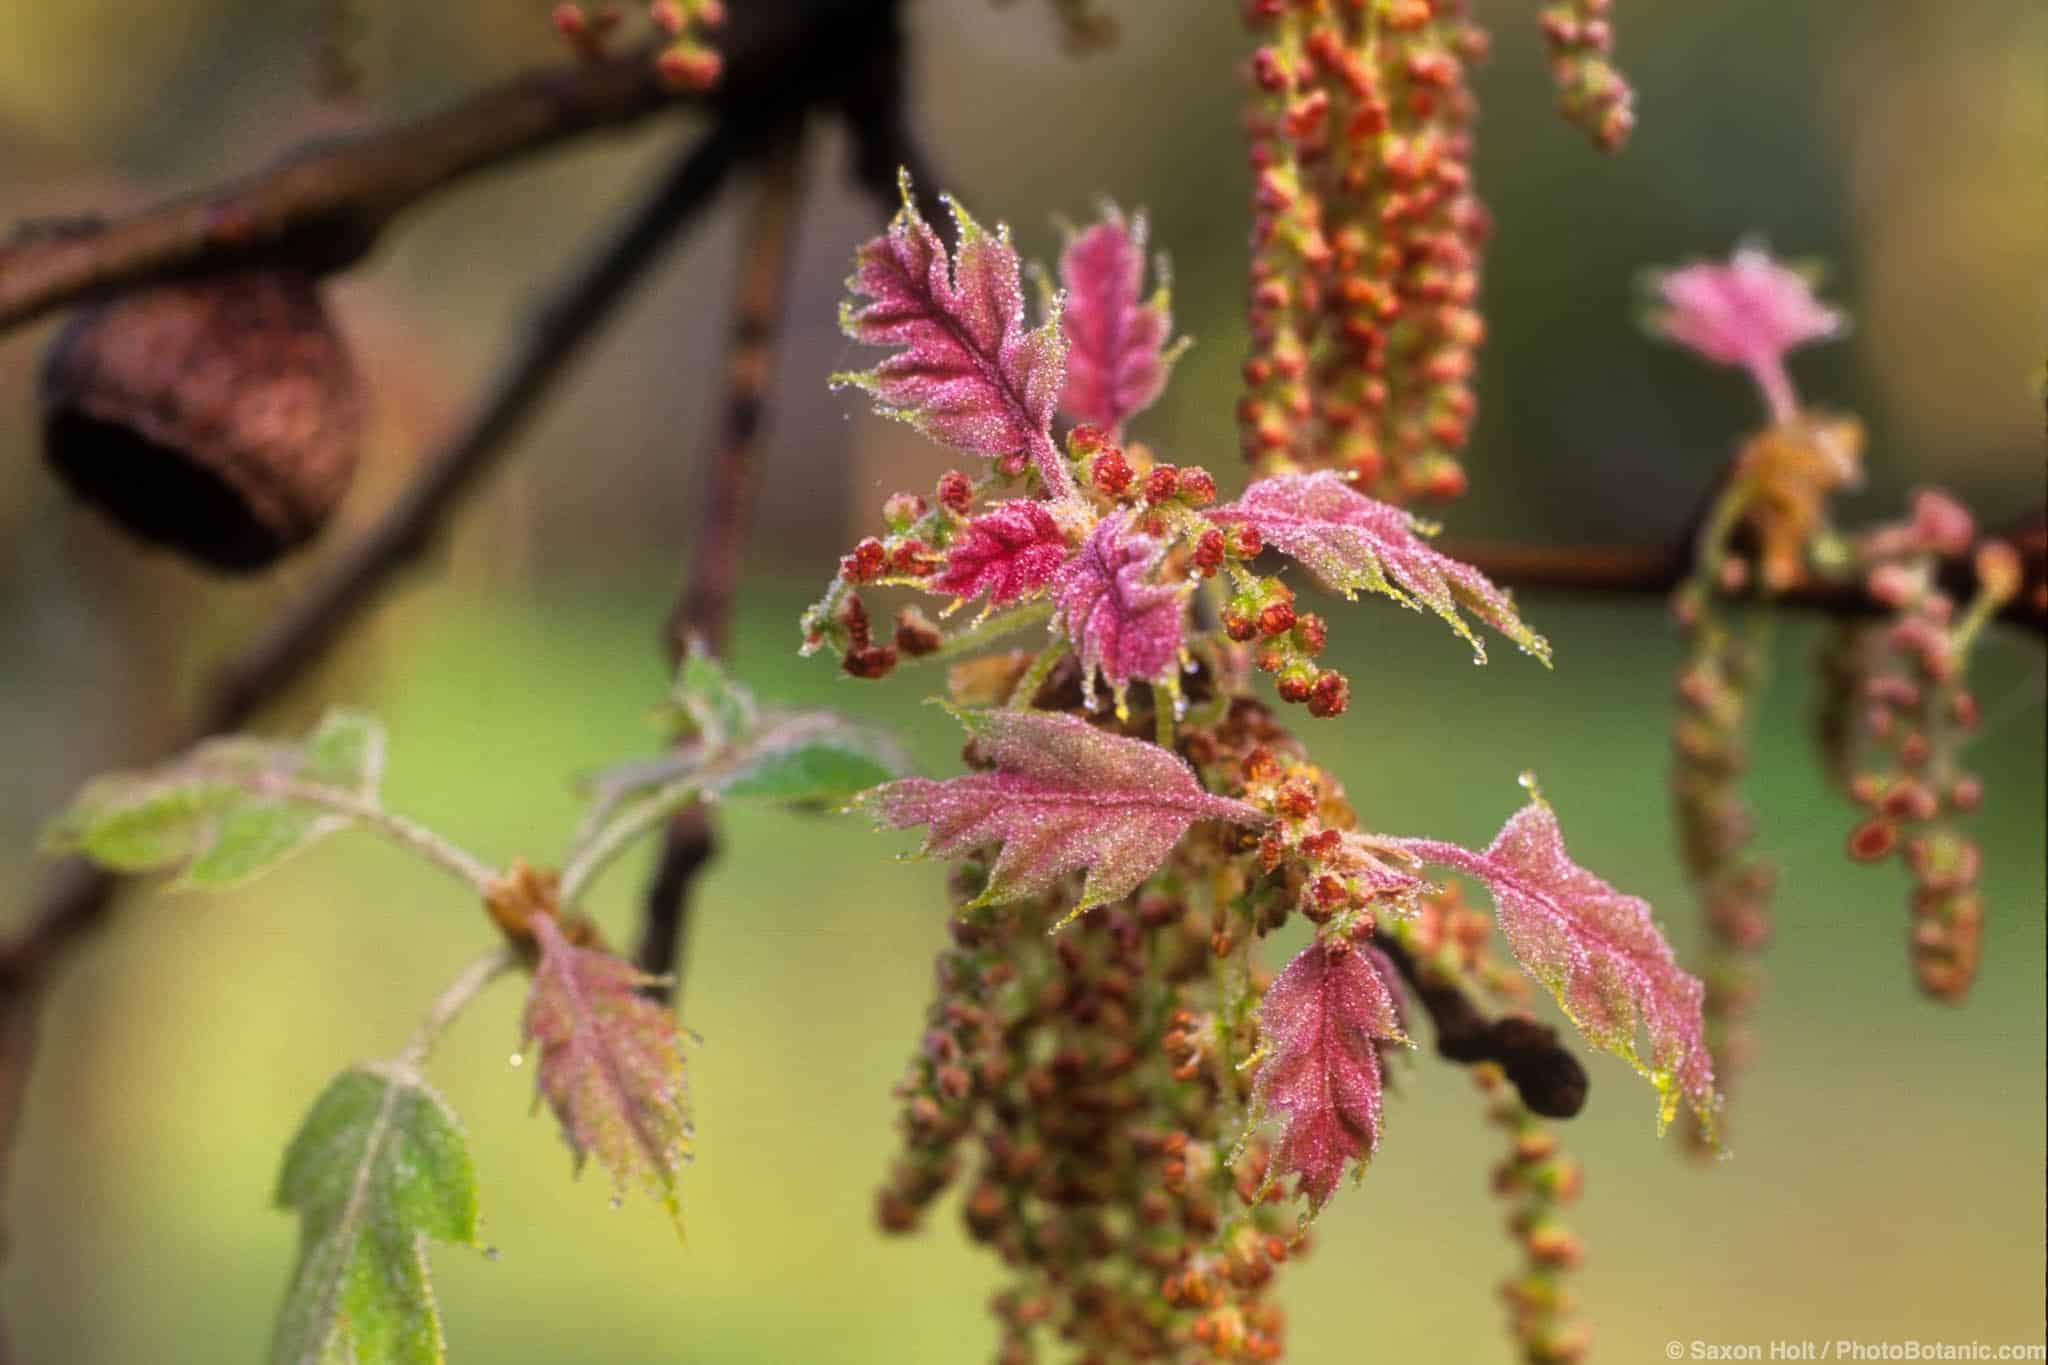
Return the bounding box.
[2,1,2043,1361]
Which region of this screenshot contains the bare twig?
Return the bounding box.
[1373,932,1588,1120]
[636,139,808,1001]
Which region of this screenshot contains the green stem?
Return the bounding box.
[241,774,496,892]
[1006,638,1068,709]
[557,776,705,904]
[397,945,518,1070]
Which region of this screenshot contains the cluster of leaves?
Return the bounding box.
[44,653,908,1362]
[803,178,1549,731]
[819,186,1715,1360]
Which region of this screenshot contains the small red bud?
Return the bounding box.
[1144,464,1181,505]
[1307,670,1350,718]
[936,469,973,514]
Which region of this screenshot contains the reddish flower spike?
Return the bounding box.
[1252,939,1405,1209]
[1057,207,1180,437]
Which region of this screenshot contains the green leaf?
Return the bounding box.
[562,707,912,902]
[42,710,386,888]
[661,646,760,747]
[271,1064,480,1365]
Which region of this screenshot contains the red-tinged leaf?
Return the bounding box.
[1050,511,1188,700]
[864,707,1264,918]
[1211,472,1550,665]
[929,500,1070,608]
[833,172,1073,498]
[1252,940,1405,1209]
[1058,207,1177,435]
[1390,792,1718,1138]
[522,916,693,1229]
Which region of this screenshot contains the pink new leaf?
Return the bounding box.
[1650,244,1842,423]
[929,500,1069,608]
[1058,207,1178,436]
[1252,940,1405,1209]
[864,707,1264,918]
[523,915,693,1230]
[833,172,1073,498]
[1211,471,1550,665]
[1389,791,1718,1138]
[1051,511,1188,698]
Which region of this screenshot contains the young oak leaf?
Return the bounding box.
[1057,206,1181,436]
[1389,788,1718,1138]
[1252,940,1406,1210]
[1050,510,1188,700]
[523,915,693,1230]
[929,499,1070,610]
[271,1063,479,1365]
[1210,472,1550,665]
[42,708,385,888]
[863,707,1264,920]
[832,171,1074,499]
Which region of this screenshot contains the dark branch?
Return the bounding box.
[0,50,695,333]
[1373,931,1588,1120]
[637,140,808,1001]
[1444,508,2048,640]
[0,0,915,336]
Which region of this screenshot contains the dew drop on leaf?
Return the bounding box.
[483,1246,501,1262]
[508,1051,525,1069]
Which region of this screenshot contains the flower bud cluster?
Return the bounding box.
[1478,1067,1590,1365]
[1220,574,1348,719]
[801,469,990,679]
[1239,1,1494,502]
[1827,491,2016,1002]
[550,2,724,90]
[1668,581,1774,1147]
[1239,1,1629,501]
[878,699,1377,1361]
[1537,1,1634,150]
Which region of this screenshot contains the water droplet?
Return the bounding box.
[508,1052,525,1069]
[482,1246,501,1262]
[609,1194,624,1211]
[681,1121,697,1140]
[1172,692,1190,721]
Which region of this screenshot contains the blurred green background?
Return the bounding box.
[1,1,2042,1362]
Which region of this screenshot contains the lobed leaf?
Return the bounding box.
[43,709,385,888]
[1390,791,1718,1137]
[929,500,1070,610]
[864,707,1264,918]
[1049,511,1188,699]
[1211,472,1550,665]
[1252,940,1405,1209]
[271,1064,479,1365]
[1057,206,1179,435]
[832,172,1072,497]
[523,915,694,1230]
